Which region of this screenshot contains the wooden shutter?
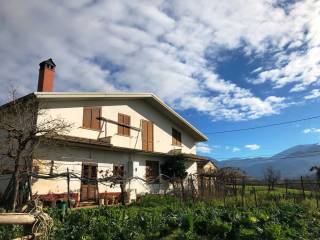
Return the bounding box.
[142,120,153,152]
[142,120,148,151]
[90,165,97,179]
[91,107,101,130]
[172,128,181,146]
[83,107,101,130]
[83,107,92,129]
[146,161,159,183]
[172,128,176,146]
[147,122,153,151]
[124,115,130,136]
[113,165,125,177]
[118,113,130,136]
[118,113,124,135]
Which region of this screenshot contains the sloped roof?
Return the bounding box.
[34,92,208,142]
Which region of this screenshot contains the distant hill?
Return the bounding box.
[216,144,320,179]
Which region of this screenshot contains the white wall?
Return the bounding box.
[32,145,197,197]
[38,99,197,154]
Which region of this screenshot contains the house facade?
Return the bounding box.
[0,59,209,205]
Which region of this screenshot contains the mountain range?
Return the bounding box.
[215,144,320,179]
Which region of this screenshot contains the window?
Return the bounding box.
[146,160,159,183]
[118,113,131,136]
[83,107,101,130]
[172,128,181,146]
[113,165,125,178]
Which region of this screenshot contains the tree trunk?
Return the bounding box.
[120,181,125,206]
[180,178,185,199]
[11,149,23,211]
[11,168,20,211]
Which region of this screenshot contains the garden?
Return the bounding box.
[1,194,320,240]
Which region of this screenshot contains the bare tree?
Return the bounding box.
[264,166,281,191]
[0,92,72,211]
[310,166,320,189]
[161,154,188,197]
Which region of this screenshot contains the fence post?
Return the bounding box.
[241,177,245,207]
[67,168,70,208]
[300,176,306,200]
[253,187,257,207]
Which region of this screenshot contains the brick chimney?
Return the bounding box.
[37,58,56,92]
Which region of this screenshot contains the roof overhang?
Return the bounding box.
[42,135,209,161]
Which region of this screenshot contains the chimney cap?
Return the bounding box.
[39,58,56,68]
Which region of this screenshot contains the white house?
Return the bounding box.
[0,59,209,205]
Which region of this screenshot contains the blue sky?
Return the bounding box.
[0,0,320,160]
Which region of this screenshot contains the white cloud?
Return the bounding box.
[305,89,320,100]
[303,128,320,134]
[0,0,318,120]
[232,147,240,152]
[245,144,260,150]
[250,0,320,93]
[196,143,213,154]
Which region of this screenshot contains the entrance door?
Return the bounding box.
[141,120,153,152]
[80,163,98,202]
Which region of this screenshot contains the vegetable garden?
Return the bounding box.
[1,194,320,240]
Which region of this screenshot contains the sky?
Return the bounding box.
[1,0,320,160]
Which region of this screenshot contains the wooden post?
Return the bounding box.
[253,187,257,207]
[27,173,33,201]
[96,178,100,205]
[223,188,226,207]
[300,176,306,200]
[67,168,70,208]
[0,213,36,224]
[241,177,245,207]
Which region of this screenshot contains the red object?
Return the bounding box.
[37,58,55,92]
[37,192,78,203]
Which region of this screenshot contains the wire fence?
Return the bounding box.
[2,169,320,209]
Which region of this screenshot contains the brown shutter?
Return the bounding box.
[172,128,176,145]
[118,114,130,136]
[147,122,153,151]
[91,107,101,130]
[124,115,130,136]
[172,128,181,146]
[83,107,92,129]
[142,120,148,151]
[177,130,181,146]
[113,165,119,177]
[146,161,159,183]
[118,113,124,135]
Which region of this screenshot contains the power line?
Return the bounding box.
[204,114,320,135]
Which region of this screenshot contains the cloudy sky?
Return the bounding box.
[1,0,320,160]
